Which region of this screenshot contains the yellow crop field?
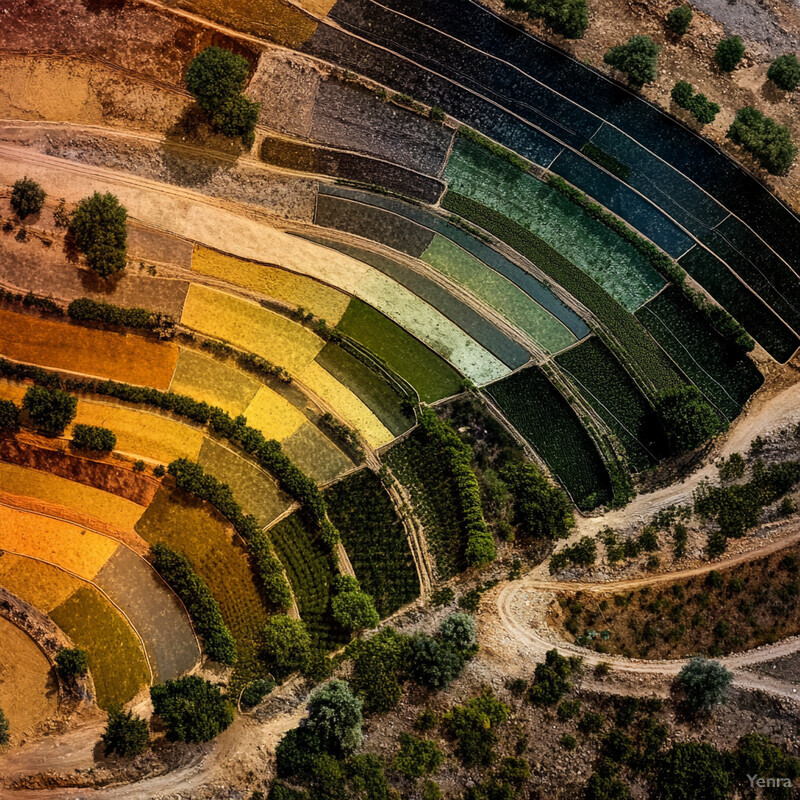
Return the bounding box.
[71,402,204,464]
[180,285,324,374]
[243,386,307,441]
[0,307,178,389]
[0,553,79,612]
[0,506,119,581]
[0,379,27,404]
[0,464,145,530]
[192,247,350,325]
[300,362,394,448]
[169,348,259,416]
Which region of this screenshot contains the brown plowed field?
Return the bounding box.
[0,0,259,86]
[0,306,178,389]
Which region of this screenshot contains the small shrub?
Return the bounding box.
[604,36,660,86]
[133,460,145,472]
[11,177,45,218]
[727,106,797,175]
[715,36,745,72]
[666,5,692,36]
[559,733,577,750]
[0,708,8,747]
[101,704,149,757]
[429,106,446,122]
[578,712,605,735]
[0,400,20,433]
[393,733,443,778]
[241,679,275,708]
[557,699,581,720]
[416,708,438,732]
[768,54,800,91]
[23,385,77,435]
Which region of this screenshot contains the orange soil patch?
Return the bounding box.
[0,430,160,506]
[0,307,178,389]
[0,505,120,581]
[0,616,58,745]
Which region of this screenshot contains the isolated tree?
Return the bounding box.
[604,36,660,87]
[768,53,800,91]
[671,79,694,107]
[0,400,20,433]
[715,36,745,72]
[10,177,45,218]
[184,46,259,146]
[306,679,363,756]
[259,615,312,681]
[0,708,9,746]
[55,647,88,678]
[23,385,77,436]
[439,612,477,656]
[101,704,149,757]
[71,423,116,452]
[666,4,692,36]
[185,46,250,113]
[654,385,723,454]
[349,626,409,713]
[150,676,233,743]
[727,106,797,175]
[676,656,732,715]
[69,192,128,277]
[331,583,379,632]
[537,0,589,39]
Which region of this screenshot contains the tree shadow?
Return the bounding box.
[760,79,786,105]
[160,105,245,189]
[77,267,125,296]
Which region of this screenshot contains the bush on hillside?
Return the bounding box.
[55,647,88,678]
[0,400,20,433]
[666,4,692,35]
[259,615,312,681]
[768,53,800,90]
[101,704,149,757]
[604,36,660,86]
[727,106,798,175]
[150,675,234,742]
[676,656,732,714]
[71,423,116,452]
[715,36,745,71]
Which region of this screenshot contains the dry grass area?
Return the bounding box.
[192,246,351,324]
[0,616,58,746]
[0,306,178,389]
[180,285,325,374]
[69,401,205,465]
[487,0,800,209]
[242,385,308,441]
[0,463,146,531]
[0,55,191,133]
[0,505,119,582]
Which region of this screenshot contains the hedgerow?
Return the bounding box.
[67,297,174,335]
[418,408,496,567]
[167,459,292,610]
[545,176,754,352]
[150,542,237,664]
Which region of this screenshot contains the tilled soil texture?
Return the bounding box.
[310,78,455,175]
[548,538,800,660]
[127,222,194,269]
[94,546,199,683]
[0,0,260,86]
[260,135,444,203]
[0,208,189,320]
[4,127,317,222]
[0,55,191,133]
[0,434,160,507]
[0,616,59,745]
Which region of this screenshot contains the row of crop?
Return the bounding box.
[546,175,754,352]
[440,191,682,398]
[324,470,419,617]
[416,408,496,567]
[383,429,468,580]
[0,357,341,554]
[166,459,292,611]
[269,512,348,651]
[150,542,236,665]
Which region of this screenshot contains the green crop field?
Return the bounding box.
[282,422,355,484]
[268,511,348,651]
[636,286,764,420]
[420,235,576,353]
[337,299,463,403]
[315,343,414,437]
[50,585,150,709]
[555,338,665,472]
[384,429,467,579]
[135,487,269,640]
[445,138,664,310]
[325,469,419,617]
[443,192,683,398]
[486,367,612,510]
[198,439,292,527]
